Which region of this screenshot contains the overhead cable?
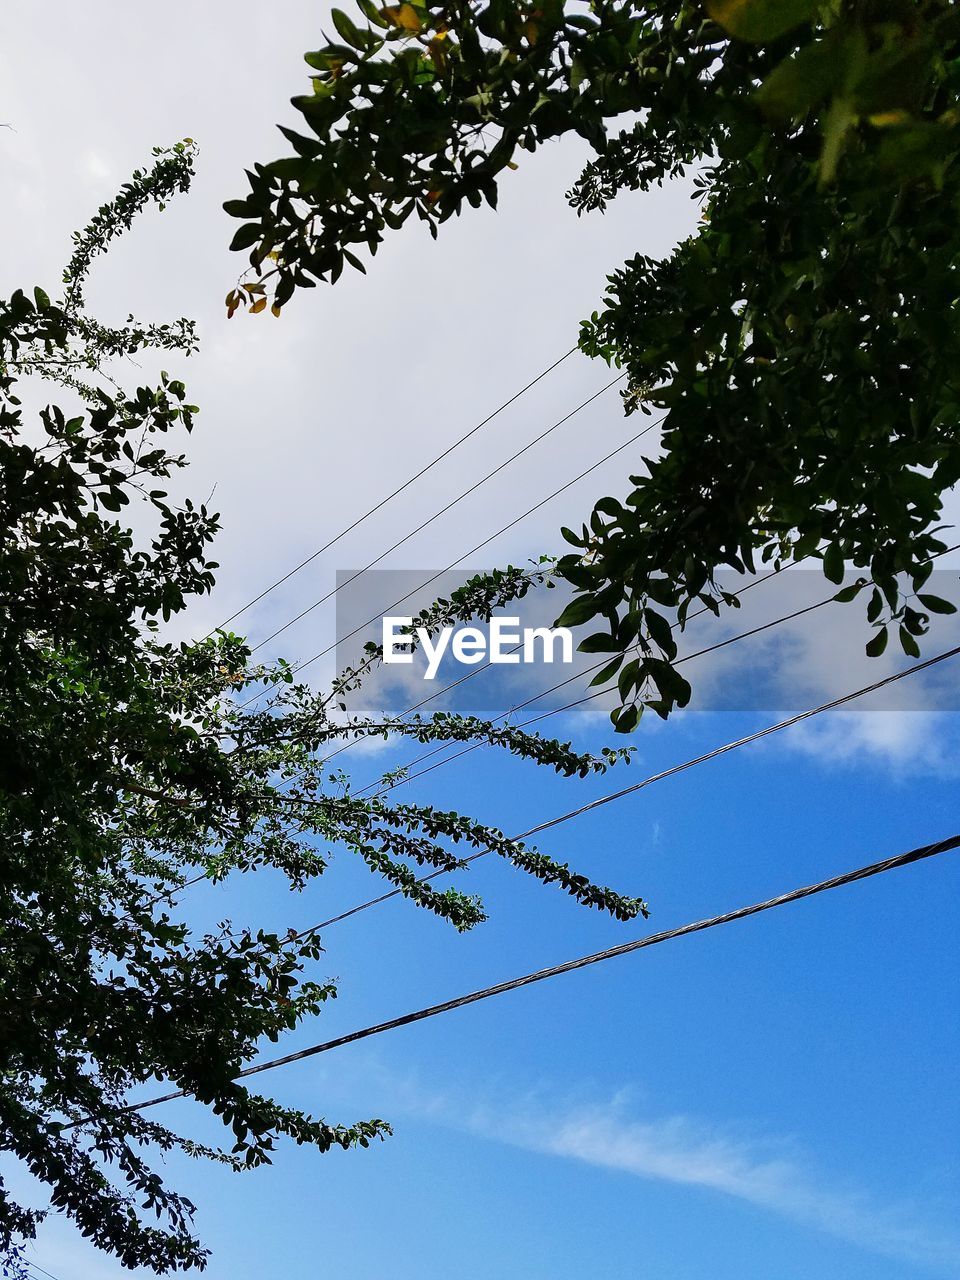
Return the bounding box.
[70,833,959,1123]
[210,346,578,635]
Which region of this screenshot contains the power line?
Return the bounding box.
[25,1262,62,1280]
[239,396,650,707]
[75,833,960,1122]
[131,410,659,911]
[279,640,960,936]
[162,634,960,924]
[354,583,839,799]
[254,540,960,781]
[138,555,959,916]
[316,550,809,774]
[140,505,760,916]
[344,540,958,795]
[265,545,958,825]
[129,571,800,918]
[246,372,625,656]
[210,346,577,636]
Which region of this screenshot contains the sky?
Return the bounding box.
[2,4,959,1279]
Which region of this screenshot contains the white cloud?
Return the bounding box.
[464,1092,960,1273]
[81,150,112,181]
[780,708,960,777]
[303,1057,960,1274]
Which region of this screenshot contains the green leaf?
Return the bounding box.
[899,624,921,659]
[579,630,621,653]
[646,577,678,607]
[594,495,623,519]
[98,489,127,511]
[229,223,263,252]
[706,0,818,43]
[554,595,599,628]
[612,703,641,733]
[589,655,624,687]
[222,199,258,219]
[902,606,927,637]
[643,607,675,653]
[755,36,841,120]
[912,562,934,593]
[673,671,693,709]
[331,8,367,48]
[876,120,956,184]
[865,626,888,657]
[356,0,391,27]
[618,658,640,701]
[833,578,866,603]
[917,594,957,615]
[823,541,844,584]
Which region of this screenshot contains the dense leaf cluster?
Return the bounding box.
[229,0,960,728]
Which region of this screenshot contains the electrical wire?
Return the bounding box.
[135,535,777,915]
[131,409,656,910]
[246,372,625,657]
[343,542,959,795]
[25,1262,61,1280]
[141,559,800,913]
[135,553,959,916]
[315,550,807,774]
[277,640,960,937]
[68,832,960,1123]
[239,397,651,707]
[210,346,577,635]
[357,586,840,799]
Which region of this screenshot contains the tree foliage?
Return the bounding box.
[228,0,960,728]
[0,145,645,1273]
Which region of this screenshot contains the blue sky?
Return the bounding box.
[14,702,960,1280]
[2,4,959,1279]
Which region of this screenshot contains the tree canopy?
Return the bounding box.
[0,145,644,1273]
[227,0,960,728]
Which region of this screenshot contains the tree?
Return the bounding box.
[226,0,960,729]
[0,144,644,1273]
